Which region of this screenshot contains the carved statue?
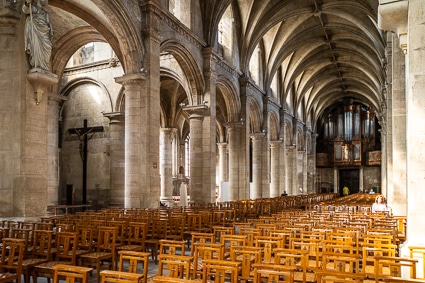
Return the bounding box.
[22,0,53,71]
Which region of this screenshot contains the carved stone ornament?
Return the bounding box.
[26,68,58,105]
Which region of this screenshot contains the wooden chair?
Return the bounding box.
[52,264,93,283]
[230,246,262,282]
[252,263,295,283]
[157,254,193,279]
[33,232,78,283]
[219,234,247,259]
[183,214,203,248]
[80,226,118,283]
[145,219,168,264]
[116,222,148,253]
[408,245,425,280]
[159,239,186,256]
[255,236,282,264]
[362,243,397,277]
[100,270,144,283]
[291,238,321,273]
[117,250,150,283]
[202,259,240,283]
[75,225,95,265]
[191,243,224,280]
[20,230,54,283]
[321,252,361,274]
[373,255,418,282]
[189,233,214,256]
[0,238,26,283]
[166,216,186,241]
[274,248,310,283]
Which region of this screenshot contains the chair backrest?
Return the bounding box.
[159,239,186,256]
[75,225,94,252]
[52,264,93,283]
[0,238,26,283]
[202,259,240,283]
[374,255,418,280]
[96,226,118,253]
[55,232,78,264]
[126,222,148,249]
[100,270,144,283]
[157,254,193,279]
[252,263,295,283]
[118,250,150,283]
[31,229,54,260]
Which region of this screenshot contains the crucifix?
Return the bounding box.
[68,119,104,204]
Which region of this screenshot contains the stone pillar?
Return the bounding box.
[379,128,387,196]
[270,140,282,197]
[286,145,296,195]
[104,112,124,207]
[202,48,218,204]
[226,122,243,201]
[160,128,176,206]
[333,167,339,195]
[250,133,265,199]
[405,0,425,246]
[47,94,65,206]
[115,73,149,208]
[187,110,205,204]
[390,34,407,216]
[359,167,364,193]
[217,142,228,183]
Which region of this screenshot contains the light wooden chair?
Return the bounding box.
[159,239,186,256]
[152,276,202,283]
[145,219,168,264]
[191,243,224,280]
[373,255,418,283]
[408,245,425,280]
[274,248,309,283]
[157,254,193,279]
[0,238,26,283]
[117,250,151,283]
[202,259,240,283]
[52,264,93,283]
[230,246,262,282]
[252,263,295,283]
[100,270,144,283]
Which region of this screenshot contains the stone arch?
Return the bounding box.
[50,0,144,74]
[216,76,241,123]
[59,77,113,116]
[269,112,279,141]
[284,121,292,146]
[160,40,205,105]
[249,98,263,133]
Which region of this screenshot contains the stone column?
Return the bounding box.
[160,128,176,206]
[285,145,296,195]
[270,140,282,197]
[115,74,147,208]
[226,122,243,200]
[47,95,64,206]
[103,112,124,207]
[250,133,265,199]
[187,111,205,204]
[217,142,228,183]
[405,0,425,246]
[390,35,407,215]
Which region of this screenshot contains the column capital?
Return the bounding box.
[270,140,283,148]
[250,132,266,140]
[225,121,244,129]
[183,105,209,118]
[114,73,146,87]
[103,112,124,124]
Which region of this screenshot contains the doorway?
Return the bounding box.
[339,169,359,196]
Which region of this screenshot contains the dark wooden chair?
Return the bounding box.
[33,232,78,283]
[52,264,93,283]
[0,238,26,283]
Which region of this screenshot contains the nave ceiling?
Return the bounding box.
[45,0,386,133]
